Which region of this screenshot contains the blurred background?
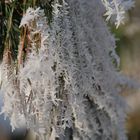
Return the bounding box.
[114,0,140,139]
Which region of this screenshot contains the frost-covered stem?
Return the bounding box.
[18,27,27,69]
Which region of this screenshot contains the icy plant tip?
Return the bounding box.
[101,0,135,28]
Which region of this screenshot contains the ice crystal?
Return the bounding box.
[102,0,134,27]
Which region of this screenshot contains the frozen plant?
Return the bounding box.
[0,0,135,140]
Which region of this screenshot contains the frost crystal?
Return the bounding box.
[19,7,41,28]
[101,0,134,27]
